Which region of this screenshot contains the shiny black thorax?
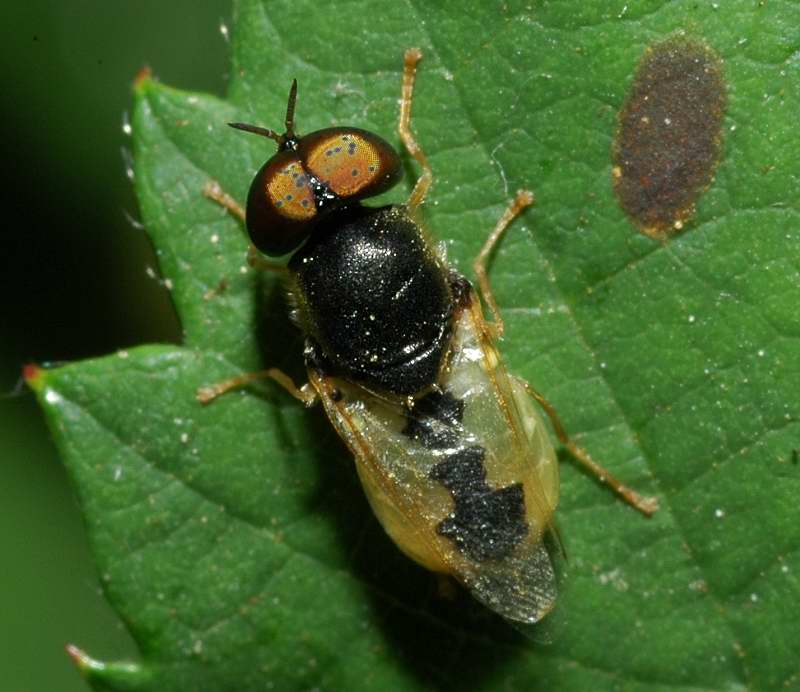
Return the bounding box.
[288,204,454,396]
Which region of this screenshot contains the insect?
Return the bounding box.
[200,49,658,624]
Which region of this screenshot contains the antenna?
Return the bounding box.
[228,79,300,148]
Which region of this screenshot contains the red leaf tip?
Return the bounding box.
[133,64,152,90]
[65,643,90,670]
[22,363,42,384]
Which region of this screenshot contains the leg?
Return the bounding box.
[203,179,246,221]
[519,379,659,517]
[197,367,317,407]
[247,246,288,274]
[473,190,535,337]
[398,48,433,211]
[203,180,286,274]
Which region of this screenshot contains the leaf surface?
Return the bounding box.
[31,1,800,689]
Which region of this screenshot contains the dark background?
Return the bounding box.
[0,3,232,690]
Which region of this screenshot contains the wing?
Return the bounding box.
[309,290,561,624]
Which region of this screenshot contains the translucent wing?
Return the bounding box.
[309,292,561,623]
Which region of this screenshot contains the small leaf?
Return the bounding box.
[32,1,800,690]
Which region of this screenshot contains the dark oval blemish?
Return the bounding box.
[612,35,726,240]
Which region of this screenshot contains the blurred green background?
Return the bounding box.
[0,3,232,690]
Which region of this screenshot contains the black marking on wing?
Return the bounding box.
[402,388,464,449]
[412,387,464,425]
[402,388,528,562]
[430,447,527,562]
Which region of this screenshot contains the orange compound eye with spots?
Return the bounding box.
[265,155,316,221]
[299,127,402,203]
[245,150,318,256]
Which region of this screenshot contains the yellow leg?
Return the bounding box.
[520,379,659,517]
[197,368,317,407]
[473,190,535,337]
[398,48,432,211]
[202,180,286,274]
[246,246,287,274]
[203,179,246,221]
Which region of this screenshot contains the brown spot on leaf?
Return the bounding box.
[612,36,726,240]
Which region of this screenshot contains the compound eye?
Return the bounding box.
[264,152,316,221]
[245,150,317,256]
[301,127,402,202]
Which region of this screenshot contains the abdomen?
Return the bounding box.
[308,293,561,623]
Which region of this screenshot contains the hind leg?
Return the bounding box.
[518,377,659,516]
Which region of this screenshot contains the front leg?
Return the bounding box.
[203,180,287,274]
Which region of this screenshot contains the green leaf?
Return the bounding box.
[31,1,800,689]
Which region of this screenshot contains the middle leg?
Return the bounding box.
[473,189,535,337]
[197,367,317,407]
